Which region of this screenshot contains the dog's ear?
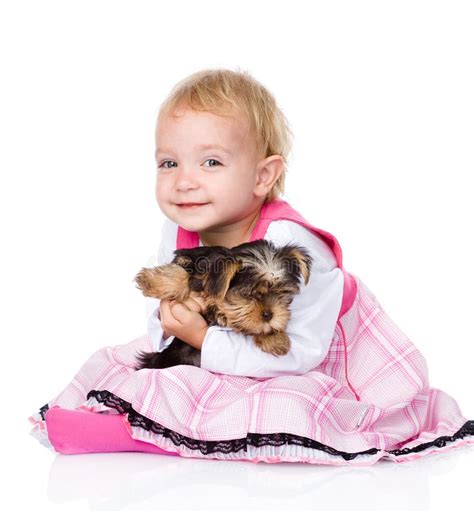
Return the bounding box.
[203,255,242,302]
[171,250,195,272]
[280,245,313,285]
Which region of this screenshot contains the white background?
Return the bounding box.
[1,1,473,511]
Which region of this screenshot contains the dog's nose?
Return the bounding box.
[262,310,273,321]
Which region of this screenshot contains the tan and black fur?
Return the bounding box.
[133,239,312,370]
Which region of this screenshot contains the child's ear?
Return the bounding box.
[253,155,285,199]
[203,256,242,301]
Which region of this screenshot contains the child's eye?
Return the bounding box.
[158,160,177,169]
[204,159,222,168]
[157,159,221,170]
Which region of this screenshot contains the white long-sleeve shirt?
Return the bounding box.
[146,217,344,378]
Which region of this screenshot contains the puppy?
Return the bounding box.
[133,239,312,370]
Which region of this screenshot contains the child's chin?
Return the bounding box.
[176,211,214,228]
[176,217,212,232]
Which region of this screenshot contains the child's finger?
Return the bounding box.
[160,298,171,318]
[160,299,178,328]
[169,302,189,323]
[182,296,205,313]
[190,295,207,312]
[187,291,206,310]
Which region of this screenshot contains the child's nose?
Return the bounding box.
[175,166,200,190]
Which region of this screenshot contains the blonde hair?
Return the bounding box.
[158,67,293,203]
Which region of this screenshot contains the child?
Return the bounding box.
[146,78,344,377]
[29,68,474,465]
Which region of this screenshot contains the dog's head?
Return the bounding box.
[172,240,312,336]
[218,239,313,335]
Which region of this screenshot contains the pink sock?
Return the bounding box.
[45,406,179,456]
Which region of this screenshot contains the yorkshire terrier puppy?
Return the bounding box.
[133,239,312,370]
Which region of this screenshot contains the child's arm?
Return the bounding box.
[146,219,210,351]
[146,219,178,351]
[145,219,210,350]
[200,222,344,378]
[147,296,176,350]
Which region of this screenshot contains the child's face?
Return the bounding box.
[154,106,279,235]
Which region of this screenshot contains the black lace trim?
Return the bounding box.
[39,403,49,421]
[37,391,474,462]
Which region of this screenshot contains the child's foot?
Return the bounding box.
[45,406,178,456]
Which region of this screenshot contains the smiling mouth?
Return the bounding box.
[176,202,209,208]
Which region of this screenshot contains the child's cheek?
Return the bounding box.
[155,178,168,198]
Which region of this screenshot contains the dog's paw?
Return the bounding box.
[254,332,290,356]
[134,264,189,300]
[134,268,159,296]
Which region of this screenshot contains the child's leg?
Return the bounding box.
[45,406,179,456]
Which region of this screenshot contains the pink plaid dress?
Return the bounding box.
[28,198,474,465]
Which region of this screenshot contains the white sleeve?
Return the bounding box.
[146,297,176,352]
[200,220,344,378]
[146,219,179,352]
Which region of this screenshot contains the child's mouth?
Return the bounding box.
[176,202,209,210]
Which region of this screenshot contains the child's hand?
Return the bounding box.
[159,295,208,350]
